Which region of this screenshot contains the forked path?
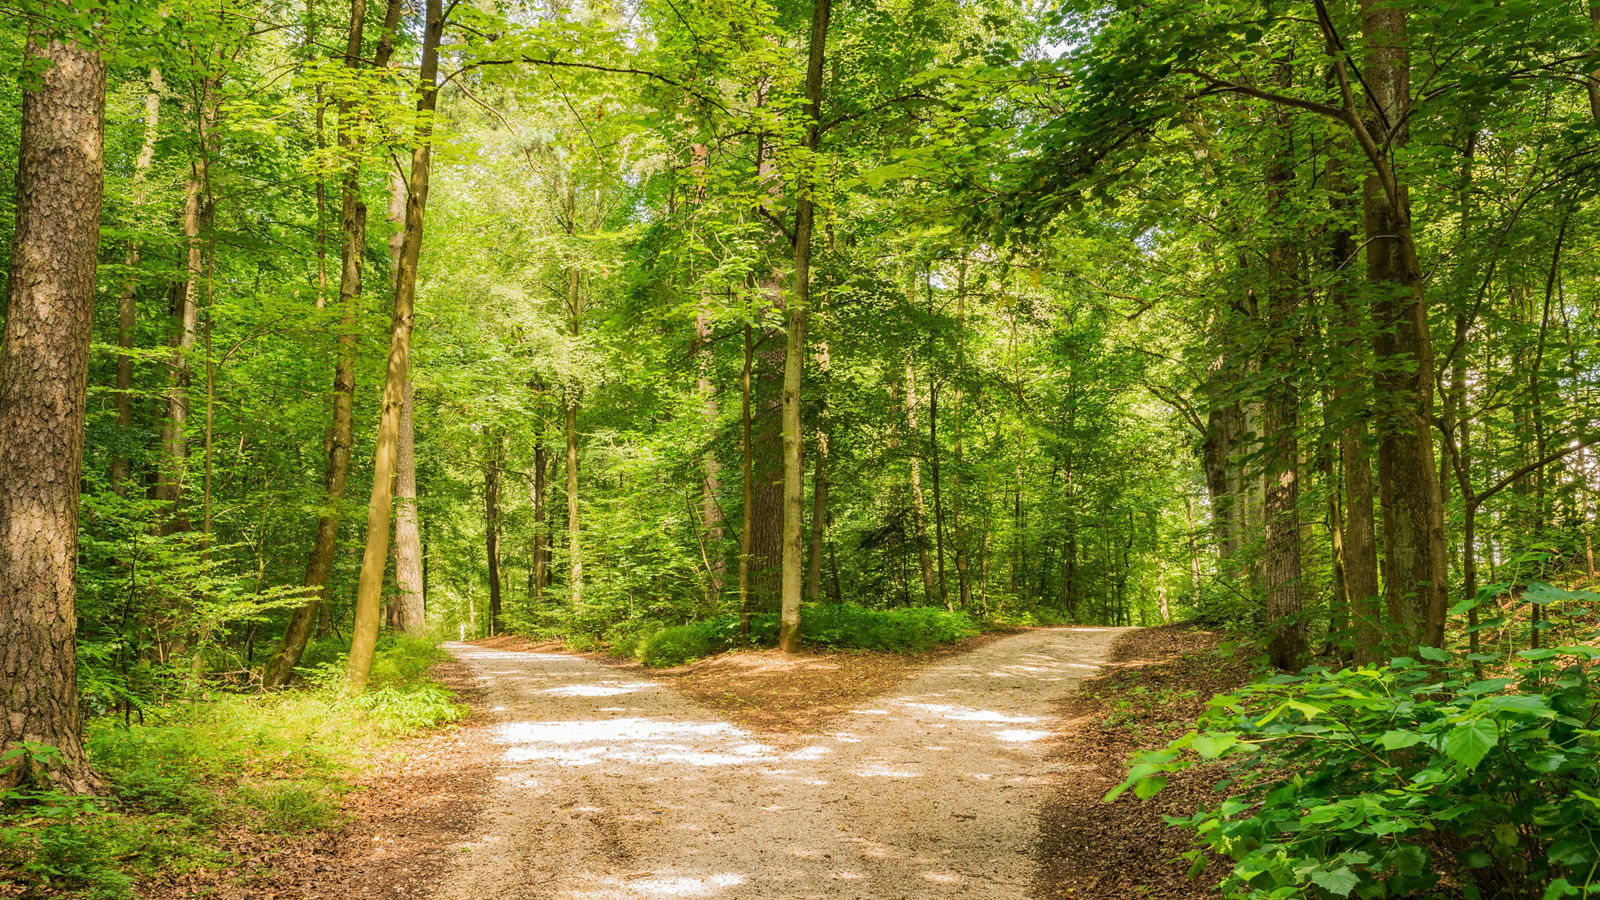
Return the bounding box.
[433,627,1126,900]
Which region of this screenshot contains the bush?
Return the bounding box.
[1111,634,1600,900]
[623,604,984,666]
[636,622,719,667]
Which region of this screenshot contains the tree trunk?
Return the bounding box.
[346,0,442,690]
[777,0,832,653]
[484,429,503,634]
[111,69,162,495]
[563,183,584,609]
[738,324,755,634]
[697,307,725,597]
[953,264,971,609]
[1360,0,1449,653]
[154,101,212,528]
[0,31,107,794]
[1261,66,1305,671]
[391,170,424,635]
[530,411,549,598]
[266,0,385,687]
[906,360,938,605]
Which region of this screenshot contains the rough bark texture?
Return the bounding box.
[0,33,107,794]
[347,0,441,690]
[1361,0,1449,651]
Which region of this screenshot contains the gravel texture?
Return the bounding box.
[432,626,1126,900]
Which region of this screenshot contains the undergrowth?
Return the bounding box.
[0,633,464,898]
[620,603,985,667]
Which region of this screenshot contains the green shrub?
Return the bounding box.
[1112,620,1600,899]
[636,622,719,667]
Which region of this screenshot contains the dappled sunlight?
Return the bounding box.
[539,681,660,698]
[575,872,746,898]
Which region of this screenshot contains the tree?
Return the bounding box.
[0,24,108,793]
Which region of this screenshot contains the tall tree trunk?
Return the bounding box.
[777,0,832,653]
[563,182,584,609]
[738,323,755,634]
[346,0,442,690]
[1328,148,1383,664]
[530,410,549,598]
[484,429,503,634]
[1261,65,1305,671]
[952,263,971,609]
[0,29,107,794]
[929,379,949,608]
[1358,0,1449,652]
[697,306,725,597]
[266,0,385,687]
[154,98,213,528]
[111,69,162,495]
[906,359,937,605]
[390,169,425,634]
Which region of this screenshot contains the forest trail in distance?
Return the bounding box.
[432,627,1126,900]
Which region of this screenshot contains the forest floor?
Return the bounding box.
[1036,625,1255,899]
[428,626,1125,899]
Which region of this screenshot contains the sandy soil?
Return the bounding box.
[431,626,1126,900]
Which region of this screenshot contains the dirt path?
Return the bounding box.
[433,627,1126,900]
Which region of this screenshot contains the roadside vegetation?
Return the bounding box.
[0,636,461,898]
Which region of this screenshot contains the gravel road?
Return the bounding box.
[431,626,1125,900]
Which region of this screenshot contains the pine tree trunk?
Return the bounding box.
[0,31,107,794]
[346,0,442,690]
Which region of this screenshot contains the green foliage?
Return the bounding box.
[2,639,460,897]
[627,604,984,667]
[1112,618,1600,898]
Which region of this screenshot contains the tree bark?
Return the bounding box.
[0,30,107,794]
[1359,0,1449,652]
[1261,64,1305,671]
[697,306,725,597]
[391,169,425,634]
[346,0,442,690]
[738,324,755,633]
[530,407,549,598]
[563,181,584,609]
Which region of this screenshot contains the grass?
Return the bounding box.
[625,603,986,667]
[0,633,465,898]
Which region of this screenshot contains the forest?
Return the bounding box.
[2,0,1600,897]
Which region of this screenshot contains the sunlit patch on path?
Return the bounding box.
[432,627,1125,899]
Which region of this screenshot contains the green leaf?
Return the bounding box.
[1191,732,1237,759]
[1418,645,1450,662]
[1309,866,1361,896]
[1445,719,1498,769]
[1377,729,1425,750]
[1133,775,1168,800]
